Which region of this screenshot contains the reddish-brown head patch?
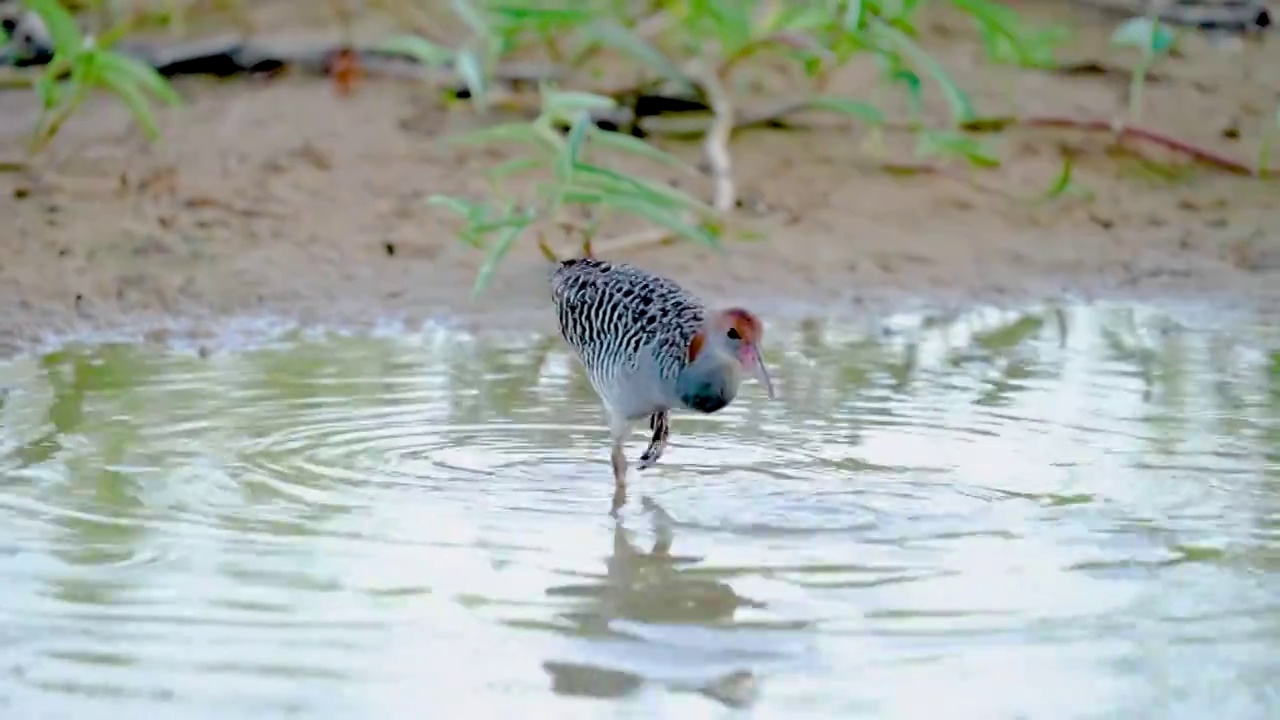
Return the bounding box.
[689,308,764,362]
[720,307,764,344]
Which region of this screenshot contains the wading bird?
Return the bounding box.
[547,250,776,513]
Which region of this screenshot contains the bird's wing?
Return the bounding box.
[551,260,703,375]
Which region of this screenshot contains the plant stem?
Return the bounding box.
[29,83,91,155]
[690,60,736,213]
[1127,54,1148,124]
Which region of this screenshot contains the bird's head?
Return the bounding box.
[689,307,776,399]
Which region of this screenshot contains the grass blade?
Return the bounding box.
[601,195,721,248]
[95,63,163,138]
[587,126,699,173]
[572,161,718,218]
[585,20,693,91]
[542,89,617,122]
[951,0,1056,67]
[1041,153,1073,200]
[487,157,546,180]
[805,95,885,125]
[20,0,82,58]
[472,216,532,297]
[378,34,455,67]
[696,0,753,57]
[556,109,591,182]
[95,52,182,105]
[445,121,556,151]
[427,194,487,221]
[870,18,974,125]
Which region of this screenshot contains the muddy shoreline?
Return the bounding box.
[1,1,1278,357]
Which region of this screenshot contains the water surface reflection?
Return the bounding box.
[1,301,1278,718]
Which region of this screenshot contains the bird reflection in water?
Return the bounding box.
[541,497,764,708]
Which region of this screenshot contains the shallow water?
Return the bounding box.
[2,301,1279,718]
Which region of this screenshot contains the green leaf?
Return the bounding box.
[445,121,555,151]
[951,0,1061,67]
[488,5,594,25]
[600,194,721,249]
[1041,154,1073,200]
[427,194,487,221]
[64,51,94,103]
[488,4,596,46]
[33,50,72,106]
[542,89,617,121]
[870,18,974,125]
[20,0,83,58]
[806,95,885,125]
[1111,16,1175,54]
[467,212,537,238]
[378,34,455,67]
[556,109,592,183]
[842,0,866,31]
[702,0,754,58]
[916,130,1001,168]
[872,50,925,115]
[585,20,692,91]
[586,127,699,173]
[96,64,163,138]
[94,15,138,50]
[95,51,182,105]
[471,216,531,297]
[765,5,833,34]
[486,157,546,180]
[571,162,718,218]
[557,187,610,205]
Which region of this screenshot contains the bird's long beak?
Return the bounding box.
[743,344,776,399]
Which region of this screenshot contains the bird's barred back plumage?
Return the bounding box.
[549,258,704,398]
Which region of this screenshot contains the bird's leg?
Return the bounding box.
[608,418,630,516]
[638,411,669,471]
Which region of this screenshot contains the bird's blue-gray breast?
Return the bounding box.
[679,383,733,413]
[674,358,739,414]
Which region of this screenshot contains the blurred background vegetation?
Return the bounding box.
[2,0,1275,293]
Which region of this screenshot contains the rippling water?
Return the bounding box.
[2,301,1279,718]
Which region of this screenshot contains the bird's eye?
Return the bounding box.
[726,328,741,340]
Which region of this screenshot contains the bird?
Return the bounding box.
[545,249,776,513]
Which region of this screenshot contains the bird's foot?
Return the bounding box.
[638,439,666,470]
[638,411,669,471]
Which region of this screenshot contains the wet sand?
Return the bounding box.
[1,0,1278,355]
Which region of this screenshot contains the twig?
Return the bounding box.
[689,60,736,213]
[0,67,37,89]
[634,96,1276,177]
[557,227,675,259]
[1015,116,1263,176]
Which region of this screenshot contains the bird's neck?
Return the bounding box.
[675,346,740,414]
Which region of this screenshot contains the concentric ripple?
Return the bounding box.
[2,301,1280,718]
